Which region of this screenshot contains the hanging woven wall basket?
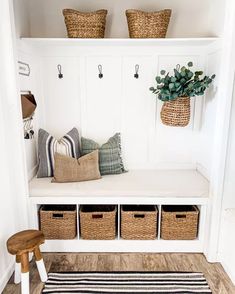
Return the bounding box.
[63,9,108,38]
[126,9,171,38]
[160,97,190,127]
[150,62,216,128]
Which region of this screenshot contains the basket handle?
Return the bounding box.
[134,214,145,218]
[52,213,64,219]
[92,214,103,219]
[176,214,186,219]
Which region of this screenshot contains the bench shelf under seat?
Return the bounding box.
[29,169,209,253]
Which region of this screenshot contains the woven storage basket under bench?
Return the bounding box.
[121,205,158,240]
[80,205,117,240]
[39,205,77,239]
[161,205,199,240]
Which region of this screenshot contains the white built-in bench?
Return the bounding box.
[29,169,209,202]
[29,169,209,253]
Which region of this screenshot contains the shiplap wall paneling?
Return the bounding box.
[121,56,155,169]
[82,56,122,142]
[42,57,81,138]
[153,55,203,169]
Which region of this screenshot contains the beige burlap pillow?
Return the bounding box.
[52,150,101,183]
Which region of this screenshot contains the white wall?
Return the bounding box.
[0,0,29,291]
[208,0,226,37]
[218,25,235,282]
[13,0,30,38]
[27,0,219,38]
[0,102,19,293]
[214,0,235,284]
[223,87,235,208]
[195,49,221,179]
[17,46,45,179]
[219,209,235,284]
[13,0,44,179]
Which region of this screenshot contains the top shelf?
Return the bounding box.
[21,37,220,47]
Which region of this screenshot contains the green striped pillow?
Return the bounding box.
[81,133,126,175]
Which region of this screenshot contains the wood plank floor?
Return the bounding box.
[3,253,235,294]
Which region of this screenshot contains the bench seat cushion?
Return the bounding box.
[29,169,209,198]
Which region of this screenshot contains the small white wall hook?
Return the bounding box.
[98,64,103,79]
[134,64,139,79]
[57,64,63,79]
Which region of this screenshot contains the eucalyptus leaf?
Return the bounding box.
[156,76,161,83]
[188,72,193,78]
[169,83,175,89]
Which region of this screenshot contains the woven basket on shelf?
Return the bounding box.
[39,205,77,239]
[63,9,108,38]
[121,205,158,240]
[160,96,190,127]
[80,205,117,240]
[161,205,199,240]
[126,9,171,38]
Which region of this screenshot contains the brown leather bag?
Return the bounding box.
[21,94,37,119]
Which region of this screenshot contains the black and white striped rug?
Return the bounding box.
[42,272,212,293]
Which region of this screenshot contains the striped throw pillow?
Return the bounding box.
[37,128,81,178]
[81,133,126,175]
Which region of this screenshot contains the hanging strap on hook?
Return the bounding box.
[134,64,139,79]
[98,64,103,79]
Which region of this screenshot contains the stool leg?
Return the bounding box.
[21,253,30,294]
[34,246,47,282]
[14,255,21,284]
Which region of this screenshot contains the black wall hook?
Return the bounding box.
[98,64,103,79]
[134,64,139,79]
[57,64,63,79]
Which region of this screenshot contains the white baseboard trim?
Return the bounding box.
[0,261,14,292]
[221,258,235,285]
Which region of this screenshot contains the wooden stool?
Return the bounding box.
[7,230,48,294]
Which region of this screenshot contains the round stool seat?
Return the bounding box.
[7,230,45,256]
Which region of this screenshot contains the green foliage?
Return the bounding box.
[149,62,216,102]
